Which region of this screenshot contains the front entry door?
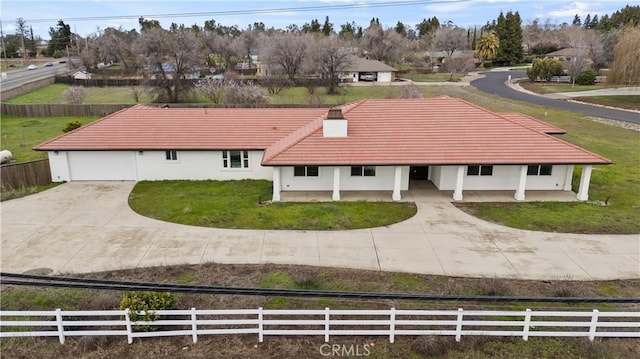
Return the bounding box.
[410,166,429,180]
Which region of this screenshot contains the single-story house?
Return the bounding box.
[72,71,92,80]
[425,50,478,70]
[35,97,610,202]
[341,56,397,83]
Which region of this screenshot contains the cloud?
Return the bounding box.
[547,1,591,17]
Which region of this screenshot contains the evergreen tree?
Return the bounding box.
[321,16,333,36]
[572,14,581,26]
[583,14,591,28]
[494,11,522,65]
[46,20,72,56]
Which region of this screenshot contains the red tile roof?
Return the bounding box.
[499,113,566,134]
[35,105,328,150]
[263,97,610,165]
[35,98,610,166]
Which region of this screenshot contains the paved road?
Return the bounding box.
[2,182,638,280]
[0,61,71,91]
[471,71,639,124]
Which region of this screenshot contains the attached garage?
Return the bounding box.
[68,151,136,181]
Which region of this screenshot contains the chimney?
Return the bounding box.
[323,108,347,137]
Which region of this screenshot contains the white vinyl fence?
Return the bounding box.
[1,308,638,345]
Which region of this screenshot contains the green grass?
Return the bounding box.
[0,183,62,202]
[573,95,640,111]
[268,85,439,105]
[128,180,417,230]
[520,81,613,94]
[399,73,464,82]
[1,115,99,162]
[6,84,155,104]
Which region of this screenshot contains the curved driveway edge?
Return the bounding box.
[1,182,638,280]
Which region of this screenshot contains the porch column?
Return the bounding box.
[272,167,281,202]
[515,165,528,201]
[576,165,592,201]
[453,165,465,201]
[563,165,574,191]
[392,166,402,201]
[332,167,341,201]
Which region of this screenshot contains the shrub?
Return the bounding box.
[575,69,597,85]
[120,291,177,331]
[62,121,82,133]
[63,86,87,104]
[527,58,563,82]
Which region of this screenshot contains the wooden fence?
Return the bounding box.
[1,103,130,117]
[1,307,638,345]
[0,159,52,192]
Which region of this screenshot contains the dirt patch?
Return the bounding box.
[2,263,639,358]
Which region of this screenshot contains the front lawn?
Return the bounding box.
[519,81,613,94]
[128,180,417,230]
[573,95,640,111]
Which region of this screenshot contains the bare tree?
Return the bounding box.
[361,22,408,65]
[95,27,140,72]
[63,86,87,104]
[306,36,353,95]
[433,26,468,58]
[442,53,476,81]
[194,78,225,104]
[15,17,28,60]
[259,32,308,82]
[136,27,205,102]
[563,26,592,86]
[222,81,268,105]
[609,27,640,85]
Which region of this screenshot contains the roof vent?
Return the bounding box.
[323,107,347,137]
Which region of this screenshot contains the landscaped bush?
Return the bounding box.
[120,291,177,331]
[575,69,597,85]
[527,58,563,82]
[62,121,82,133]
[63,86,87,104]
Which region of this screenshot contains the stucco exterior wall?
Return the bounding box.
[280,166,409,191]
[49,150,273,182]
[430,165,572,191]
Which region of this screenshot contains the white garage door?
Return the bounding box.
[68,151,136,181]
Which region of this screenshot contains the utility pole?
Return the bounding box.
[0,19,7,61]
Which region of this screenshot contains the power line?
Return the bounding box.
[2,272,638,304]
[20,0,469,24]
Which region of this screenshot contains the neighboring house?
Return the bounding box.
[544,48,583,61]
[341,56,397,83]
[150,62,201,80]
[72,71,92,80]
[35,97,609,202]
[425,50,478,70]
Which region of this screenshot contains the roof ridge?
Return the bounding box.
[262,114,325,163]
[33,105,136,151]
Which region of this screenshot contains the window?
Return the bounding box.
[294,166,319,177]
[467,165,493,176]
[527,164,553,176]
[165,150,178,161]
[351,166,376,176]
[223,150,249,168]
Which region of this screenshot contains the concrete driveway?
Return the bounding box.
[1,182,638,280]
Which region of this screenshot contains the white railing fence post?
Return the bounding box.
[389,307,396,344]
[124,308,133,344]
[522,309,532,341]
[588,309,599,342]
[55,308,65,345]
[455,308,464,342]
[191,308,198,344]
[258,307,264,343]
[324,307,330,343]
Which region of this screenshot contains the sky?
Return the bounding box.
[0,0,635,39]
